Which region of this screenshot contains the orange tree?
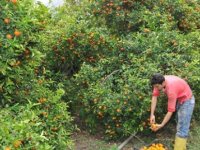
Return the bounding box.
[91,0,200,35]
[52,0,200,140]
[0,0,73,149]
[34,0,200,140]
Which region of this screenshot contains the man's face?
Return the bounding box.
[153,84,163,90]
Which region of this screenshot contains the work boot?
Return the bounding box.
[174,136,187,150]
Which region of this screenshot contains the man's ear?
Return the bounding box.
[162,81,165,86]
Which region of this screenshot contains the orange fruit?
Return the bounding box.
[14,30,21,37]
[13,140,22,148]
[51,127,58,132]
[41,112,48,117]
[37,80,43,84]
[38,98,47,103]
[143,28,151,33]
[24,49,30,55]
[6,34,13,39]
[120,48,125,51]
[151,123,158,130]
[98,112,103,117]
[93,98,97,103]
[11,0,17,4]
[4,18,10,24]
[61,56,65,61]
[116,108,121,113]
[5,147,11,150]
[112,117,116,120]
[15,60,21,66]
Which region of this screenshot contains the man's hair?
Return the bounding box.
[150,73,165,86]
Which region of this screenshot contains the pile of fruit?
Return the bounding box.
[140,143,167,150]
[140,123,168,150]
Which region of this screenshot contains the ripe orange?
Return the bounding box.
[120,48,125,51]
[41,112,48,117]
[151,123,157,129]
[116,108,121,113]
[99,106,102,109]
[141,143,165,150]
[112,117,116,120]
[98,112,103,117]
[4,147,11,150]
[116,124,120,127]
[11,0,17,4]
[51,127,58,132]
[93,98,97,103]
[143,28,151,33]
[37,80,43,84]
[13,140,22,148]
[24,49,30,55]
[38,98,47,103]
[4,18,10,24]
[61,56,65,61]
[14,30,21,37]
[15,60,21,66]
[6,34,13,39]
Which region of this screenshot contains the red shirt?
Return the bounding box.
[152,75,192,112]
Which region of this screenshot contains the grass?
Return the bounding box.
[71,120,200,150]
[71,130,118,150]
[188,120,200,150]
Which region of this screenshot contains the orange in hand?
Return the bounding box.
[151,123,158,130]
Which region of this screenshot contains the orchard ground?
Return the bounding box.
[71,119,200,150]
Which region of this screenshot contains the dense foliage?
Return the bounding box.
[0,0,73,149]
[57,0,200,139]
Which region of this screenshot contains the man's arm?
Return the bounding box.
[152,111,173,131]
[161,112,173,126]
[158,92,176,127]
[150,96,158,124]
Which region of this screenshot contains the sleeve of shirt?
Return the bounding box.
[167,92,177,112]
[152,87,160,97]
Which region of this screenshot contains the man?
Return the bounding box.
[150,73,195,150]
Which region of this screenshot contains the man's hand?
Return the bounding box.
[151,123,163,132]
[150,114,155,124]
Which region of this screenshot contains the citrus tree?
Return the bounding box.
[50,0,200,139]
[0,0,74,149]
